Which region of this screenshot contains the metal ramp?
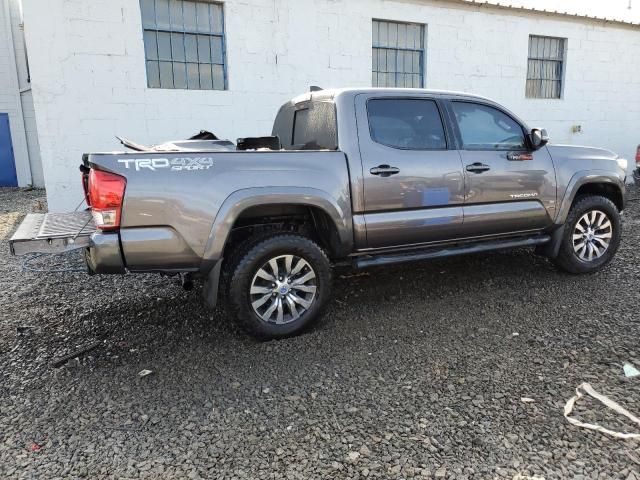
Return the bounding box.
[9,212,96,256]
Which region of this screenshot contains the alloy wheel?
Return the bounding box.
[249,254,317,324]
[572,209,613,261]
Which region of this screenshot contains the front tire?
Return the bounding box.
[554,195,621,274]
[227,234,332,339]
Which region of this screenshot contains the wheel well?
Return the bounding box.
[222,204,342,261]
[573,183,623,211]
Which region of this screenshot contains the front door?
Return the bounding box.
[447,101,556,236]
[356,94,466,249]
[0,113,18,187]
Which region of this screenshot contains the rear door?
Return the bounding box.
[447,100,556,236]
[0,113,18,187]
[356,93,466,249]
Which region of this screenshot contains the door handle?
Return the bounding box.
[370,165,400,177]
[466,162,491,173]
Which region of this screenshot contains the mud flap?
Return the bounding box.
[203,260,223,308]
[538,224,565,259]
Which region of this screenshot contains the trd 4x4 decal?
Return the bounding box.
[117,157,213,171]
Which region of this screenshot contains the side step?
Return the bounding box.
[353,235,550,269]
[9,212,96,256]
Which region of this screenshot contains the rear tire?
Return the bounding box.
[226,234,332,340]
[554,195,621,274]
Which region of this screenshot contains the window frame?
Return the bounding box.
[140,0,228,91]
[526,34,566,100]
[447,100,530,152]
[365,97,449,151]
[372,19,425,88]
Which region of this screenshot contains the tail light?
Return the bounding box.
[88,169,126,231]
[636,145,640,167]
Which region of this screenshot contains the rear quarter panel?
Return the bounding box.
[86,151,352,272]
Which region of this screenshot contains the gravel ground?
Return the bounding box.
[1,186,639,479]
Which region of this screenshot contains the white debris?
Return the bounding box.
[623,363,640,378]
[137,369,153,377]
[564,382,640,439]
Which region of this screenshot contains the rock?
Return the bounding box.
[435,466,447,478]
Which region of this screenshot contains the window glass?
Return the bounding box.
[372,20,425,88]
[526,35,565,99]
[291,103,338,150]
[139,0,226,90]
[451,102,526,150]
[367,99,446,150]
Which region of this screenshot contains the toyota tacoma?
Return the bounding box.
[10,88,628,339]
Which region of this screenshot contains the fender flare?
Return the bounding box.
[544,170,624,259]
[554,170,625,225]
[201,186,353,268]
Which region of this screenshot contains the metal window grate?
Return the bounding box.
[526,35,565,99]
[140,0,227,90]
[372,20,425,88]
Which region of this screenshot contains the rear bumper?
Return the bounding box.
[86,232,125,274]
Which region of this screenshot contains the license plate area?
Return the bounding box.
[9,212,97,255]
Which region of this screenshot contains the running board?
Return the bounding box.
[353,235,550,269]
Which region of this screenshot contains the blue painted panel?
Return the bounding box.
[0,113,18,187]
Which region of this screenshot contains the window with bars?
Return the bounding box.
[140,0,226,90]
[372,20,424,88]
[526,35,565,99]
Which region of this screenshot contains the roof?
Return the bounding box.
[307,87,496,103]
[453,0,640,27]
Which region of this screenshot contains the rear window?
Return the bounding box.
[273,100,338,150]
[367,99,446,150]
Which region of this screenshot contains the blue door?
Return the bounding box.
[0,113,18,187]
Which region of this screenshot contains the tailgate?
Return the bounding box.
[9,212,96,256]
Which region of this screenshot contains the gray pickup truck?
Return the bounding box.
[10,88,628,339]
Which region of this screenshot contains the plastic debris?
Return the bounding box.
[623,363,640,378]
[564,382,640,439]
[30,442,42,452]
[520,397,535,403]
[137,369,153,378]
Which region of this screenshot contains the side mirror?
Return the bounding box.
[530,128,549,150]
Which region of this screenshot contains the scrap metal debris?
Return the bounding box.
[564,382,640,439]
[50,341,102,368]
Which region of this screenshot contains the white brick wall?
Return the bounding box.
[21,0,640,211]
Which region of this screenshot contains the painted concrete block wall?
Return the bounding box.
[22,0,640,211]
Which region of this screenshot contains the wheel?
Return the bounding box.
[226,234,332,339]
[554,195,621,274]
